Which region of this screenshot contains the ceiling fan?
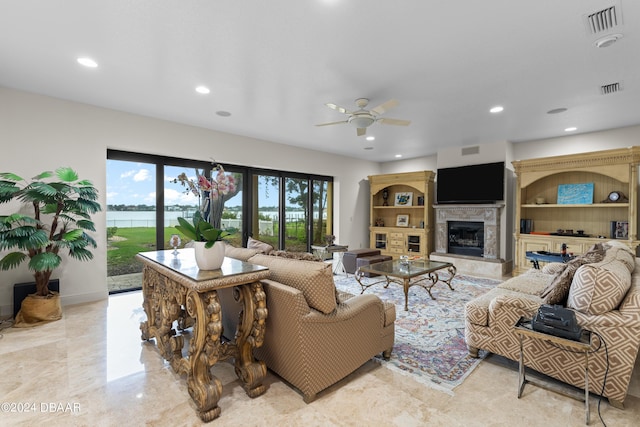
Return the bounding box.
[316,98,410,136]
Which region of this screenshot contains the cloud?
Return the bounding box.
[133,169,152,182]
[164,188,198,205]
[120,170,136,178]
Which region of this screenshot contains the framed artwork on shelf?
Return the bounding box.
[557,182,594,205]
[396,214,409,227]
[394,192,413,206]
[615,221,629,239]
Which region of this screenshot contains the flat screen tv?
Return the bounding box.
[436,161,505,204]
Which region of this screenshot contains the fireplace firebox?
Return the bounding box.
[448,221,484,257]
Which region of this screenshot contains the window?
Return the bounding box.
[106,150,333,293]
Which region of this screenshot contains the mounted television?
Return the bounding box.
[436,161,505,204]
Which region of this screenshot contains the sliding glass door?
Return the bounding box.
[106,159,157,293]
[251,173,279,249]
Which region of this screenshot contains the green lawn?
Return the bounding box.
[107,222,321,276]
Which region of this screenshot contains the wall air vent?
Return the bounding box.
[461,146,480,156]
[584,3,622,35]
[601,82,623,95]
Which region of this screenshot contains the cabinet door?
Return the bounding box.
[407,234,422,253]
[373,232,388,250]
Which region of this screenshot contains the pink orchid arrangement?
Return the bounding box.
[174,164,236,201]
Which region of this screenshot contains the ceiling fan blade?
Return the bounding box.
[378,117,411,126]
[357,127,367,136]
[315,120,348,127]
[370,99,399,116]
[325,103,352,115]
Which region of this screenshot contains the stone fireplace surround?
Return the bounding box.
[433,204,504,259]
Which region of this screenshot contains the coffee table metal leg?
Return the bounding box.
[354,268,390,294]
[402,278,410,311]
[442,265,457,291]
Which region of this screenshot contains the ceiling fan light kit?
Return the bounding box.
[348,114,375,128]
[316,98,410,136]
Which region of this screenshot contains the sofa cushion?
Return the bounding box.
[567,247,633,315]
[224,243,261,261]
[248,253,337,314]
[497,268,549,296]
[603,242,636,272]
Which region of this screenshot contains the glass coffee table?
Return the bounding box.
[355,259,457,311]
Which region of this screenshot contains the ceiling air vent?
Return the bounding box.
[601,82,622,95]
[584,3,622,35]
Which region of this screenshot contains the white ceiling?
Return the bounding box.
[1,0,638,162]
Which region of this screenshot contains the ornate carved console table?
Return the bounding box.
[136,249,269,422]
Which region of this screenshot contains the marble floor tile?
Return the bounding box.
[0,290,638,426]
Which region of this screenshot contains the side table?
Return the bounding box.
[137,249,270,422]
[514,317,592,425]
[311,244,348,274]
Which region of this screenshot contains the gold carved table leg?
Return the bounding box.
[232,282,268,398]
[140,266,268,422]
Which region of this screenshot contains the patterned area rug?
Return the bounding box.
[334,271,500,394]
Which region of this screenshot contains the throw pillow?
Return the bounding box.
[269,250,323,262]
[224,243,261,262]
[248,254,337,314]
[567,247,633,315]
[542,262,566,275]
[247,236,274,254]
[540,263,574,305]
[540,243,606,305]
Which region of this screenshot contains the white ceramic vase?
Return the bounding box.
[193,241,225,270]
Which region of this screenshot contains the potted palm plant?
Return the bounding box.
[175,211,230,270]
[0,167,101,327]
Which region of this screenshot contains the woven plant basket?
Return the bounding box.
[14,292,62,327]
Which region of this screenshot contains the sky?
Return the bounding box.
[106,160,276,207]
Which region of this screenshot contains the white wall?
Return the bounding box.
[0,87,380,315]
[511,125,640,160]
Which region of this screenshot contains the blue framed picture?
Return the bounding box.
[557,183,594,205]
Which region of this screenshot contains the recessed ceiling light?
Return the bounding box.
[364,147,374,150]
[77,57,98,68]
[489,106,504,113]
[565,127,577,132]
[366,136,375,141]
[395,154,402,158]
[195,86,210,94]
[547,108,568,114]
[216,111,231,117]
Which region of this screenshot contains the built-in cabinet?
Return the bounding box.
[368,171,435,259]
[513,147,640,274]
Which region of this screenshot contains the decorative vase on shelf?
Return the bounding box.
[193,241,226,270]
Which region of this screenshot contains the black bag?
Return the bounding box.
[532,304,583,341]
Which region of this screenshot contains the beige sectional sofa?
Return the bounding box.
[219,245,396,403]
[464,241,640,408]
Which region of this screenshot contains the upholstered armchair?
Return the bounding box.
[219,248,395,402]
